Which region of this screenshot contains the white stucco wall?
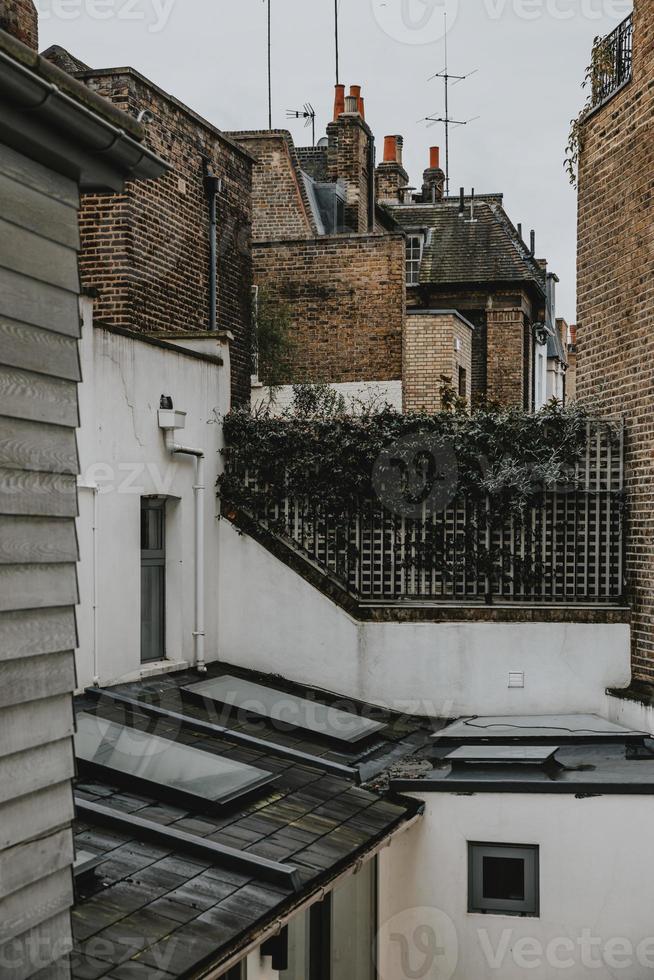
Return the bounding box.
[76,301,230,690]
[218,522,630,717]
[378,791,654,980]
[251,380,403,415]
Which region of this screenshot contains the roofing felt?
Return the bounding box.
[388,199,547,294]
[69,664,431,978]
[392,742,654,795]
[433,714,645,745]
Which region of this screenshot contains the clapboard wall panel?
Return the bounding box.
[0,694,74,760]
[0,912,73,980]
[0,173,80,249]
[0,416,79,474]
[0,366,79,427]
[0,609,78,663]
[0,143,81,978]
[0,517,78,565]
[0,317,81,381]
[0,468,78,517]
[0,782,75,852]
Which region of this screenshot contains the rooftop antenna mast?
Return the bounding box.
[335,0,340,85]
[421,13,478,195]
[266,0,272,129]
[286,104,317,146]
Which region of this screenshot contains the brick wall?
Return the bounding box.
[403,312,473,412]
[73,69,253,406]
[577,0,654,677]
[327,114,372,234]
[0,0,38,48]
[486,308,529,408]
[229,131,316,242]
[254,233,405,383]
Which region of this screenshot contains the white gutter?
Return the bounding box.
[159,411,207,673]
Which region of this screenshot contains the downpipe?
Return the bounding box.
[164,430,207,673]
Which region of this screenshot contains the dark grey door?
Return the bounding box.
[141,498,166,663]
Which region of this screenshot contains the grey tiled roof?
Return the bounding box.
[388,200,547,295]
[69,665,430,978]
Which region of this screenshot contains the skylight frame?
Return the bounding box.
[74,712,275,811]
[182,675,387,746]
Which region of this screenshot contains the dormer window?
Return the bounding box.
[406,233,423,285]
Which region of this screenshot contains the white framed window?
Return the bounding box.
[468,843,539,916]
[406,234,423,285]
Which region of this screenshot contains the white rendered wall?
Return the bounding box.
[218,522,630,717]
[76,300,229,690]
[378,792,654,980]
[251,380,403,415]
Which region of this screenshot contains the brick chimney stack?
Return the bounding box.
[422,146,445,203]
[0,0,39,49]
[376,134,410,204]
[327,83,374,233]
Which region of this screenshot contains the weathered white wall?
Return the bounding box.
[218,522,630,716]
[607,692,654,736]
[378,792,654,980]
[251,380,403,415]
[76,301,230,690]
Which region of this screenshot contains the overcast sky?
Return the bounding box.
[39,0,633,321]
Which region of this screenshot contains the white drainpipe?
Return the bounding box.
[159,409,207,673]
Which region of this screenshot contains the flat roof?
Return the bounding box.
[434,714,646,745]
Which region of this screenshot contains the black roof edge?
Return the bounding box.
[85,687,361,783]
[75,796,303,891]
[390,778,654,796]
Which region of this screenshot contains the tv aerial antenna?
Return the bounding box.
[286,104,317,146]
[419,13,479,195]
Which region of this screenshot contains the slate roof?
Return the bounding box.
[387,199,547,296]
[69,664,430,979]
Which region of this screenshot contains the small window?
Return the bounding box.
[468,843,539,916]
[406,234,423,285]
[458,365,467,399]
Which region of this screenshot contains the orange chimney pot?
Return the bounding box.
[383,136,397,163]
[349,84,362,100]
[333,84,345,120]
[430,146,441,170]
[359,96,365,119]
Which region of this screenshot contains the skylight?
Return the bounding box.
[74,713,274,808]
[183,675,386,744]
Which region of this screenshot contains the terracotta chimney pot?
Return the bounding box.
[430,146,441,170]
[333,83,346,120]
[383,136,397,163]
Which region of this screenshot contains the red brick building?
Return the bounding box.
[576,4,653,678]
[233,87,565,413]
[43,47,255,406]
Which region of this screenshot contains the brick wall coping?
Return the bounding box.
[406,308,477,331]
[74,66,256,164]
[95,322,224,367]
[254,232,405,248]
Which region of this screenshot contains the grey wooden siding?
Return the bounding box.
[0,144,81,979]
